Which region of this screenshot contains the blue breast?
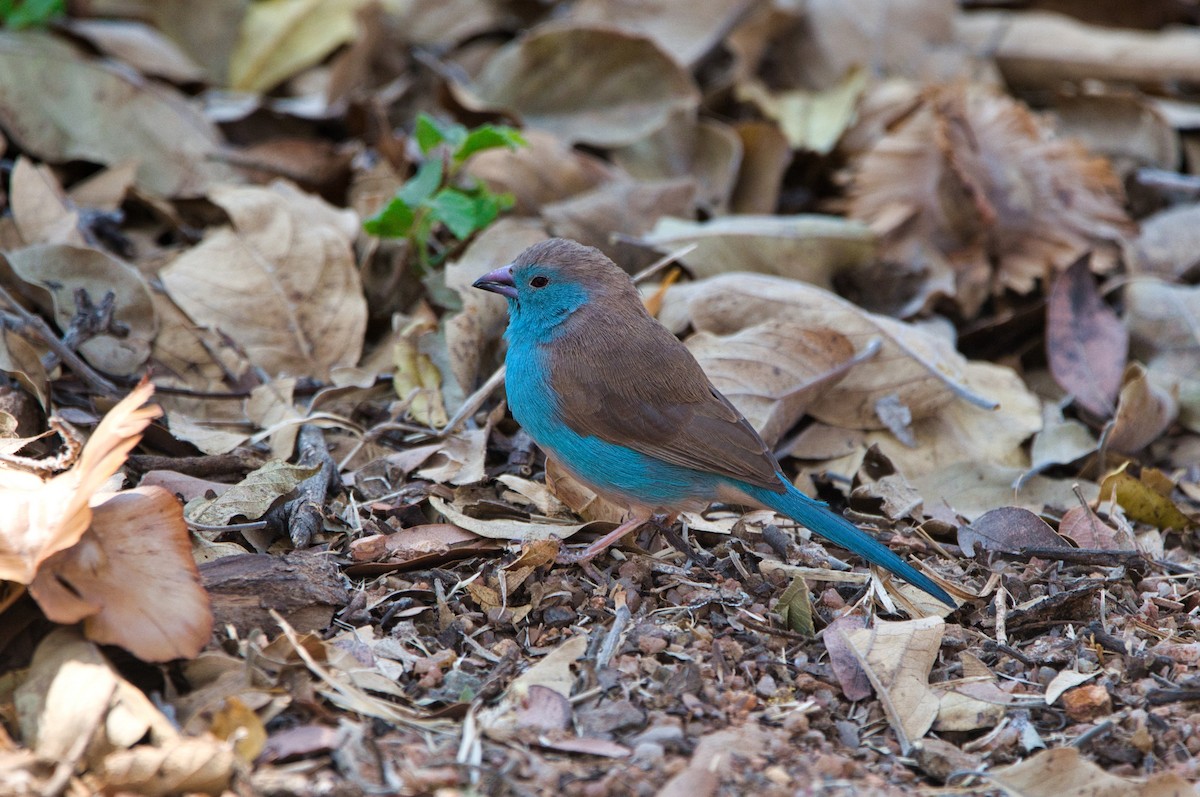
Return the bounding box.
[504,337,723,508]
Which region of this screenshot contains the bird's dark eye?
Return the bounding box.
[529,275,549,288]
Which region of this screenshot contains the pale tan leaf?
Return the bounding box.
[229,0,368,93]
[479,633,588,740]
[612,114,740,214]
[465,130,613,216]
[568,0,751,66]
[1103,363,1177,454]
[160,182,366,381]
[64,18,206,83]
[841,617,944,751]
[912,462,1098,523]
[730,121,791,214]
[990,747,1164,797]
[8,157,83,246]
[457,24,699,147]
[0,31,232,196]
[185,460,320,527]
[429,495,591,542]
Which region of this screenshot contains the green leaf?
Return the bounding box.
[397,160,444,207]
[363,198,415,238]
[1,0,64,28]
[453,124,527,163]
[428,188,485,240]
[414,113,466,155]
[775,576,815,637]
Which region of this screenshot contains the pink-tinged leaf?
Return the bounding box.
[823,614,872,702]
[1046,255,1127,418]
[958,506,1070,556]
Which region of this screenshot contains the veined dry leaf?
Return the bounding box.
[643,215,875,289]
[29,487,213,662]
[229,0,369,93]
[735,66,867,154]
[430,495,592,542]
[849,82,1133,316]
[160,181,366,381]
[456,24,700,148]
[6,244,158,377]
[479,632,588,741]
[660,274,996,431]
[1046,255,1128,419]
[1058,505,1135,552]
[0,31,232,196]
[933,652,1010,732]
[990,746,1185,797]
[542,178,696,263]
[0,381,158,584]
[959,11,1200,92]
[569,0,751,66]
[64,18,206,83]
[8,157,84,246]
[823,614,871,701]
[841,616,944,751]
[958,506,1068,557]
[912,462,1099,523]
[1102,363,1177,454]
[185,460,320,528]
[612,113,741,214]
[685,321,857,446]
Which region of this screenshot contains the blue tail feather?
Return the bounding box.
[744,480,955,607]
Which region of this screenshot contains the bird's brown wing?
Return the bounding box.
[547,302,784,493]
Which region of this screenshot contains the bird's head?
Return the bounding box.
[472,239,641,334]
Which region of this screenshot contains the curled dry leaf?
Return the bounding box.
[228,0,369,93]
[63,19,206,83]
[160,182,367,381]
[685,321,857,446]
[29,487,213,662]
[957,506,1069,557]
[612,114,741,214]
[1046,255,1128,419]
[990,746,1188,797]
[479,632,587,741]
[730,121,791,215]
[849,82,1133,316]
[0,327,50,410]
[1103,363,1177,454]
[841,616,944,752]
[660,274,995,430]
[429,495,592,542]
[0,381,158,584]
[5,243,158,377]
[456,24,700,148]
[735,66,867,154]
[568,0,752,66]
[642,215,875,289]
[0,31,232,196]
[8,157,85,247]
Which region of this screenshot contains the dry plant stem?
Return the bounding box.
[0,280,120,396]
[556,513,652,564]
[127,451,270,477]
[264,424,339,548]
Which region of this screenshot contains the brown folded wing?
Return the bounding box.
[547,301,784,493]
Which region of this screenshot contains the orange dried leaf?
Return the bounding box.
[0,380,159,584]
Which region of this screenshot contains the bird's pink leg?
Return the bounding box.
[557,511,653,563]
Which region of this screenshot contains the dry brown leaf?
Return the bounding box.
[185,460,320,528]
[841,616,944,751]
[643,215,875,290]
[612,114,741,214]
[685,321,857,446]
[1103,363,1177,454]
[7,157,83,246]
[1050,93,1178,174]
[932,652,1011,732]
[0,381,158,584]
[465,130,613,216]
[1125,280,1200,356]
[660,274,995,431]
[542,178,696,263]
[160,181,366,381]
[5,243,158,376]
[822,614,871,701]
[96,736,237,796]
[849,82,1133,316]
[64,18,206,83]
[457,24,699,148]
[0,31,232,196]
[912,462,1098,523]
[957,506,1069,557]
[229,0,369,93]
[1130,205,1200,280]
[479,632,588,741]
[29,487,213,662]
[0,327,50,410]
[429,495,592,542]
[990,747,1182,797]
[735,66,867,154]
[959,11,1200,91]
[1058,504,1135,551]
[1046,255,1128,419]
[568,0,751,66]
[730,121,791,215]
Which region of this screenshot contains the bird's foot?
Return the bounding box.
[556,514,650,564]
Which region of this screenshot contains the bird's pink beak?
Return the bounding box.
[473,264,517,299]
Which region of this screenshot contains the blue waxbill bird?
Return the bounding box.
[473,238,954,607]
